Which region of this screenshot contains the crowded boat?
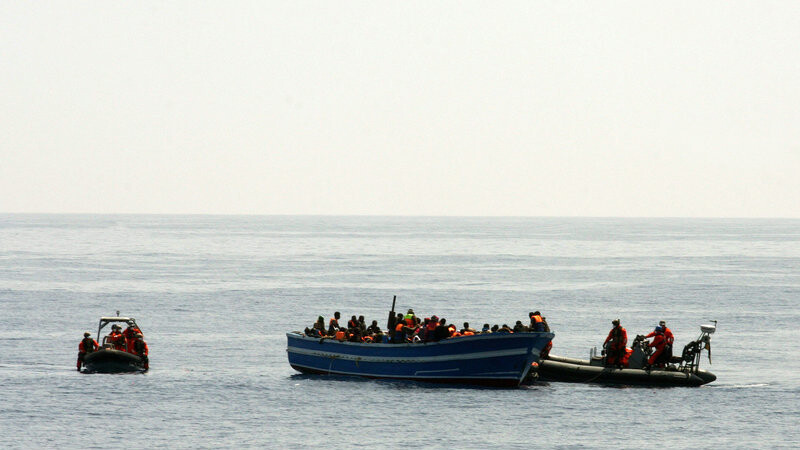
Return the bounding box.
[303,308,551,348]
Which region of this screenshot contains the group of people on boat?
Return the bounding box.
[76,323,149,371]
[603,319,674,368]
[304,309,552,348]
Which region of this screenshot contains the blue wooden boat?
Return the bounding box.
[286,331,554,387]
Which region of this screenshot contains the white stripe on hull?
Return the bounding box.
[286,346,530,364]
[291,363,523,382]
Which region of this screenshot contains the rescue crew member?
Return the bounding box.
[77,332,99,371]
[604,319,628,367]
[647,326,667,367]
[108,325,126,351]
[646,320,675,360]
[123,323,142,353]
[328,312,341,335]
[132,333,149,370]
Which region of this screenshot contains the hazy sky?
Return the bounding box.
[1,2,799,217]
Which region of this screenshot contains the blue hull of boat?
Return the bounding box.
[287,331,554,387]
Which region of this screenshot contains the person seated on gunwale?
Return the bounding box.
[391,313,405,343]
[433,318,450,341]
[358,315,367,333]
[460,322,476,335]
[422,317,438,341]
[373,330,387,343]
[491,324,500,333]
[334,327,347,341]
[412,317,422,339]
[367,320,382,335]
[314,316,326,335]
[497,324,513,334]
[448,324,461,337]
[348,327,362,342]
[304,316,325,337]
[481,324,491,333]
[347,315,358,330]
[513,320,527,333]
[328,312,341,335]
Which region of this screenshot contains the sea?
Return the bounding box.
[0,214,798,449]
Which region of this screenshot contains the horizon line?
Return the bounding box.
[1,212,798,220]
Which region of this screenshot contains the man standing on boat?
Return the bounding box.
[132,333,149,370]
[77,332,99,371]
[604,319,628,368]
[647,326,668,368]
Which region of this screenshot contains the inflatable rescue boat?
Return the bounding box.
[535,322,717,387]
[81,314,148,374]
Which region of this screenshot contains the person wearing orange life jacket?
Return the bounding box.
[529,311,551,332]
[647,320,674,361]
[529,312,544,331]
[460,322,476,336]
[123,323,142,353]
[131,333,149,370]
[646,321,674,344]
[421,317,437,342]
[309,316,326,337]
[107,325,126,351]
[77,332,99,371]
[347,327,362,342]
[334,329,346,341]
[604,319,628,367]
[448,324,461,337]
[347,315,359,330]
[328,312,341,336]
[647,326,668,367]
[394,321,407,343]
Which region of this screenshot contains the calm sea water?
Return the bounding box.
[1,215,798,448]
